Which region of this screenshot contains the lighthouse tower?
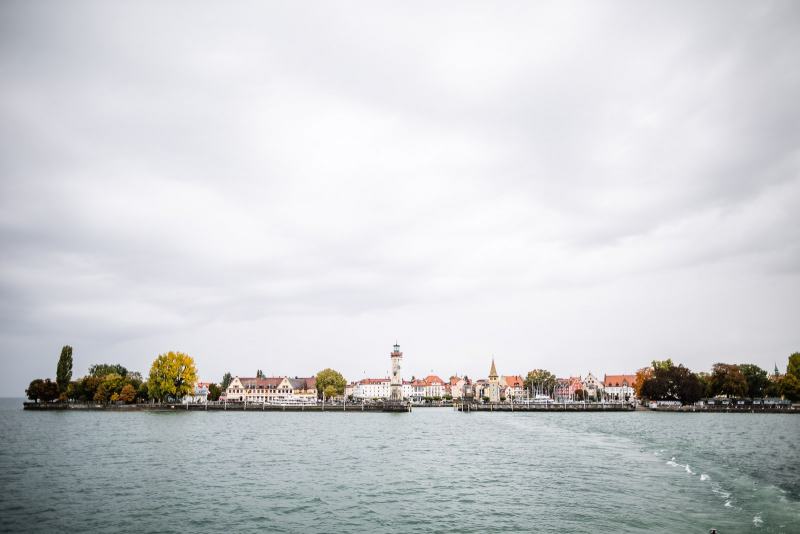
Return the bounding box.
[390,342,403,402]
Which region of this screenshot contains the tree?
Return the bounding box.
[89,363,128,377]
[136,382,150,402]
[787,353,800,379]
[56,345,73,392]
[315,368,346,399]
[221,372,233,391]
[26,379,44,403]
[780,373,800,401]
[738,364,769,399]
[524,369,557,393]
[639,361,704,405]
[147,351,198,402]
[207,383,222,401]
[26,379,59,403]
[634,368,653,398]
[256,369,264,378]
[118,384,136,404]
[709,364,747,398]
[323,384,338,399]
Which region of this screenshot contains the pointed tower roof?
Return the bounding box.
[489,357,498,379]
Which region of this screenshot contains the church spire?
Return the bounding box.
[489,357,498,379]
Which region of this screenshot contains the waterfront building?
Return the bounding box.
[410,378,427,402]
[449,376,466,400]
[353,378,391,399]
[183,381,211,403]
[603,374,636,401]
[225,376,317,404]
[501,375,525,401]
[555,376,583,400]
[582,372,603,399]
[423,375,445,398]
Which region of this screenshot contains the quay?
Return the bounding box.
[456,402,635,412]
[22,401,411,413]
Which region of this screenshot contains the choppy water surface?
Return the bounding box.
[0,400,798,533]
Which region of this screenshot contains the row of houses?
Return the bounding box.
[343,360,636,403]
[187,344,638,404]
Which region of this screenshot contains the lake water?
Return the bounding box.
[1,399,798,533]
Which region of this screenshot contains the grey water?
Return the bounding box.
[0,399,798,533]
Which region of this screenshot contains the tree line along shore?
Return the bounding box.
[23,346,800,409]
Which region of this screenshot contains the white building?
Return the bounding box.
[603,374,636,401]
[225,376,317,404]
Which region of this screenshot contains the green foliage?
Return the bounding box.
[481,396,490,403]
[779,373,800,401]
[147,351,198,402]
[315,368,346,399]
[256,369,264,378]
[709,363,748,398]
[787,353,800,379]
[640,362,703,405]
[221,372,233,390]
[136,382,150,402]
[56,345,73,392]
[89,363,129,377]
[524,369,557,392]
[652,359,674,372]
[207,383,222,401]
[738,364,769,398]
[323,384,338,399]
[26,378,59,403]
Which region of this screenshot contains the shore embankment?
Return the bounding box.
[22,401,410,412]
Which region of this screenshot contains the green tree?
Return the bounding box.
[709,363,748,398]
[652,359,674,372]
[524,369,557,393]
[640,361,704,405]
[256,369,264,378]
[89,363,128,377]
[221,372,233,390]
[147,351,198,402]
[787,352,800,378]
[779,373,800,401]
[738,364,769,399]
[56,345,73,392]
[136,382,150,402]
[315,368,346,399]
[208,383,222,401]
[81,375,103,401]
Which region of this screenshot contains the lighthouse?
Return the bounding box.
[390,342,403,401]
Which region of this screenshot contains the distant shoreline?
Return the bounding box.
[21,401,798,413]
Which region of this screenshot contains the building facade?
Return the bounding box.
[603,374,636,401]
[225,376,317,404]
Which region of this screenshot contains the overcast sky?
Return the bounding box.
[1,0,799,394]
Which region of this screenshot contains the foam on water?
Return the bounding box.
[684,464,694,475]
[700,474,710,481]
[752,513,763,527]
